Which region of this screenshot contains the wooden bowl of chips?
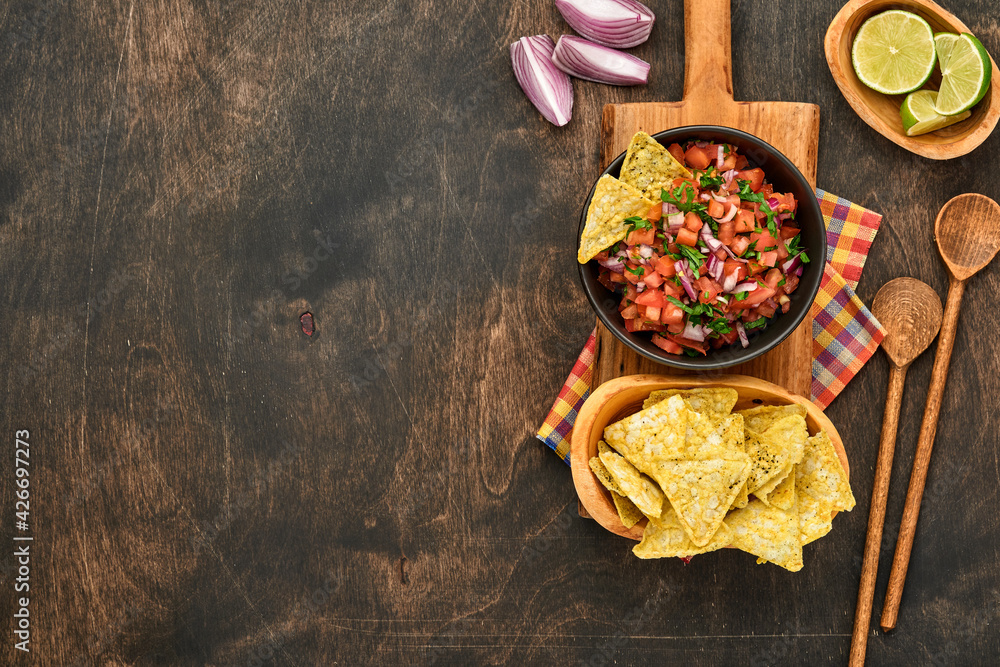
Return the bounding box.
[571,374,849,541]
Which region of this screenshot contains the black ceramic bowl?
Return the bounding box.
[578,125,826,371]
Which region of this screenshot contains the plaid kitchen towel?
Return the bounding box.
[538,191,886,465]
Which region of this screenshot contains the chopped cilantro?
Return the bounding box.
[735,290,749,301]
[799,251,811,264]
[745,317,767,330]
[625,265,644,276]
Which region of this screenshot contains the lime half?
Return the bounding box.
[852,10,936,95]
[934,32,960,65]
[900,90,971,136]
[934,33,991,115]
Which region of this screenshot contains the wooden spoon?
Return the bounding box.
[849,278,942,667]
[880,194,1000,631]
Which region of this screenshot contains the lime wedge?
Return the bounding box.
[852,10,936,95]
[934,32,960,65]
[933,33,991,115]
[900,90,971,136]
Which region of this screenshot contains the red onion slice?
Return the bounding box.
[666,212,684,230]
[638,243,654,259]
[716,145,725,168]
[736,321,749,348]
[662,203,679,215]
[714,204,738,223]
[732,281,759,293]
[510,36,573,126]
[683,320,706,342]
[598,257,625,273]
[781,254,802,274]
[552,35,650,86]
[554,0,655,49]
[699,223,723,253]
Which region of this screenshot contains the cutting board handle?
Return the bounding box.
[682,0,734,103]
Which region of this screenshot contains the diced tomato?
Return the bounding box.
[723,259,748,283]
[736,168,765,192]
[731,235,751,256]
[653,256,676,278]
[666,334,708,355]
[671,178,700,205]
[684,145,712,171]
[760,183,774,198]
[644,271,664,288]
[734,154,749,170]
[707,199,725,218]
[676,227,699,247]
[666,320,685,334]
[647,203,662,222]
[750,229,779,252]
[742,309,759,322]
[696,276,723,304]
[759,251,778,267]
[667,143,686,164]
[594,250,610,263]
[764,268,783,291]
[652,335,684,355]
[623,265,642,284]
[779,226,800,240]
[719,329,740,346]
[683,212,703,232]
[721,153,738,171]
[661,281,684,299]
[775,239,790,260]
[624,318,665,333]
[746,259,767,275]
[726,194,741,210]
[597,271,617,291]
[734,209,755,233]
[771,192,797,213]
[634,289,667,308]
[625,284,639,301]
[757,300,778,318]
[646,305,661,322]
[620,303,639,319]
[730,285,775,309]
[660,302,685,325]
[609,271,627,284]
[784,274,800,294]
[626,227,656,246]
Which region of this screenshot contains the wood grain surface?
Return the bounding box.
[2,1,1000,665]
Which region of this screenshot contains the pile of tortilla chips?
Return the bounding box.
[578,132,691,264]
[588,388,855,571]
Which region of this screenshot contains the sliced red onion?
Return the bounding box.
[736,321,749,348]
[715,204,738,223]
[795,265,804,277]
[683,320,706,342]
[778,295,791,306]
[766,197,779,210]
[551,35,650,86]
[722,169,737,186]
[510,36,573,126]
[554,0,655,48]
[638,244,654,259]
[710,192,728,203]
[717,295,729,305]
[699,193,711,202]
[598,257,625,273]
[706,254,724,281]
[666,212,684,230]
[699,223,724,253]
[716,145,725,168]
[722,271,738,293]
[781,254,801,274]
[721,244,746,262]
[764,298,779,310]
[694,140,709,148]
[662,203,679,215]
[733,281,759,293]
[636,281,646,292]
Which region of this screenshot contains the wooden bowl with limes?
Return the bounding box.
[825,0,1000,159]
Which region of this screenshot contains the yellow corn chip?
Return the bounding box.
[798,431,855,512]
[731,480,750,510]
[611,491,645,529]
[633,503,733,559]
[653,459,750,547]
[753,463,793,504]
[766,465,797,511]
[739,404,808,435]
[603,394,689,469]
[744,413,808,494]
[727,498,804,572]
[577,175,656,264]
[798,493,833,545]
[589,453,624,495]
[618,131,692,201]
[643,388,739,417]
[599,445,664,519]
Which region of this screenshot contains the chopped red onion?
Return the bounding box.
[722,271,738,293]
[598,257,625,273]
[715,204,738,223]
[795,265,804,277]
[694,140,709,148]
[722,169,737,186]
[638,244,654,259]
[767,197,779,209]
[666,212,684,230]
[662,202,679,215]
[553,0,655,49]
[636,281,646,292]
[710,192,728,203]
[699,223,724,253]
[781,254,801,274]
[510,36,573,126]
[706,254,724,281]
[699,193,711,202]
[552,35,650,86]
[736,321,749,348]
[716,145,725,168]
[764,298,779,309]
[732,281,758,293]
[683,320,706,341]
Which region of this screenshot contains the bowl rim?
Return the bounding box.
[577,125,826,371]
[570,374,849,541]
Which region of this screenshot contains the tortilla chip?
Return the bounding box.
[603,394,689,469]
[766,465,797,511]
[611,491,645,529]
[618,131,692,201]
[599,445,665,519]
[738,404,808,436]
[798,493,833,546]
[589,453,624,495]
[727,498,804,572]
[731,480,750,510]
[643,388,739,418]
[633,503,733,559]
[577,175,657,264]
[753,463,793,504]
[744,413,808,494]
[798,431,855,512]
[653,459,750,547]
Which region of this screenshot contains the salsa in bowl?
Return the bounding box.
[577,126,825,370]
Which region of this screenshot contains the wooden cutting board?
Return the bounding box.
[593,0,820,397]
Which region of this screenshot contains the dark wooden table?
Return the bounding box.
[2,1,999,664]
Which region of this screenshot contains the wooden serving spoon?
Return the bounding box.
[849,278,942,667]
[880,194,1000,631]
